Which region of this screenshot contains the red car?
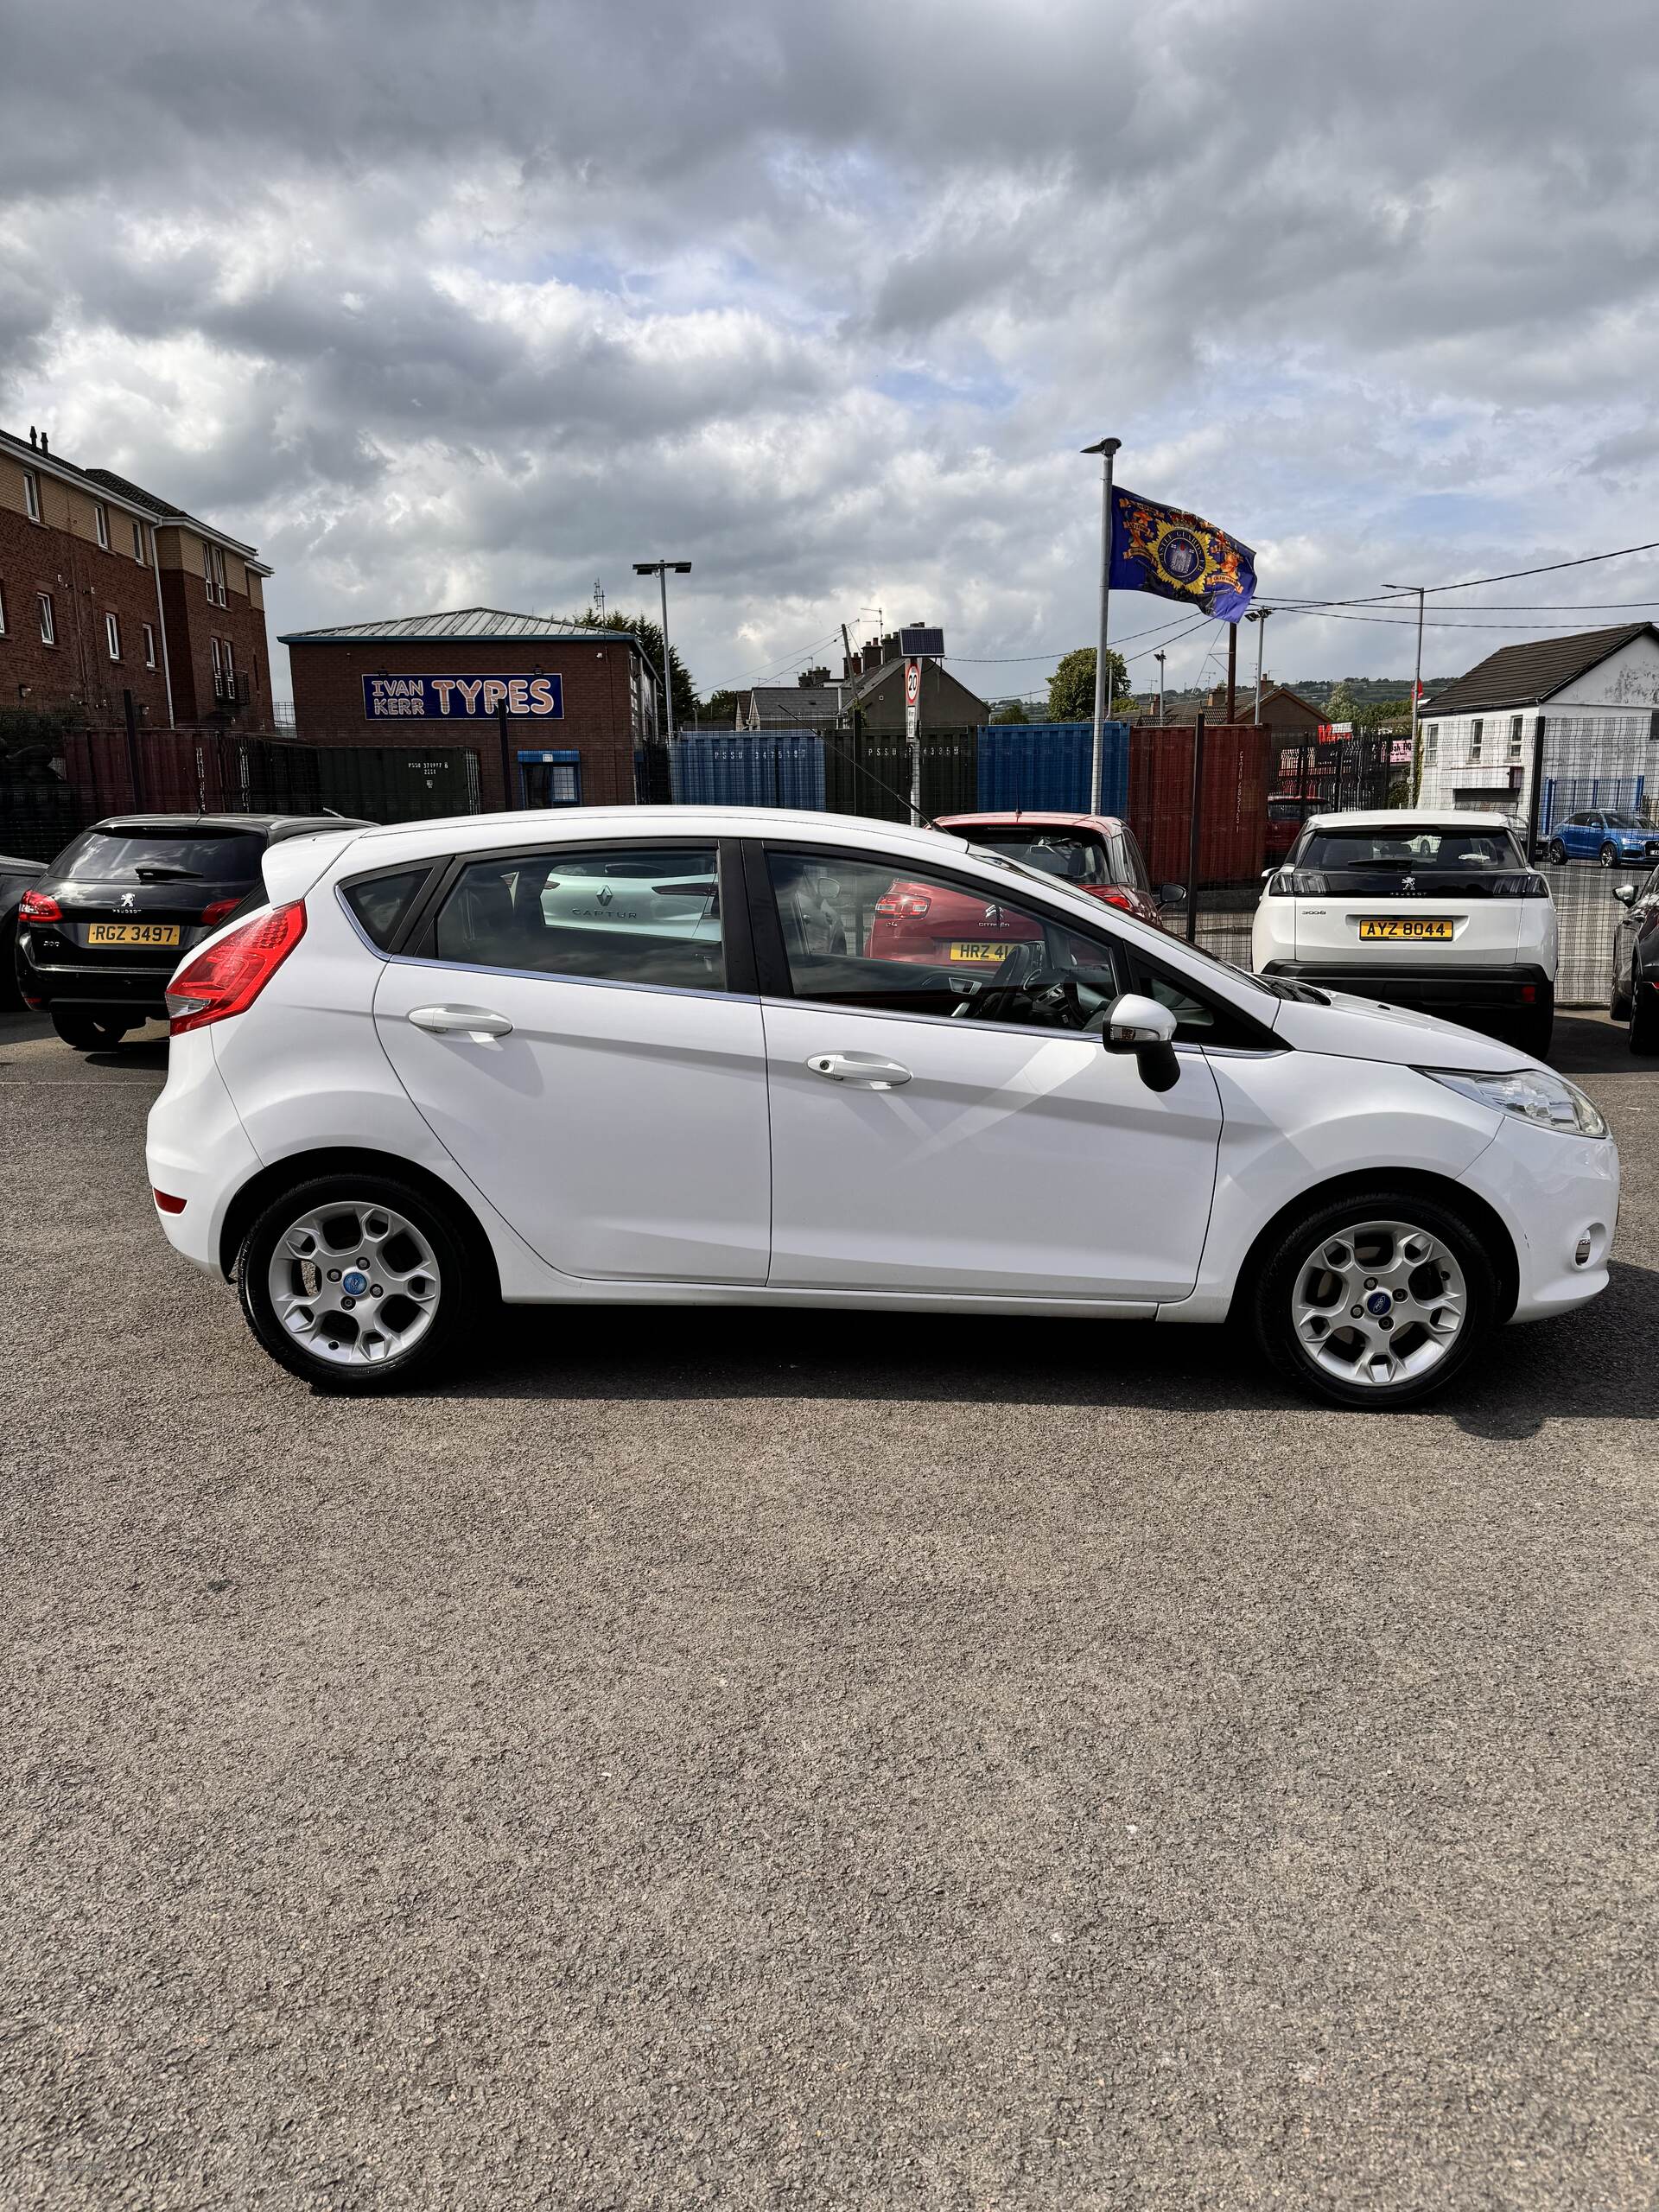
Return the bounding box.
[863,811,1177,969]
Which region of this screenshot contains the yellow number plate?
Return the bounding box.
[1357,918,1454,941]
[949,939,1012,964]
[86,923,181,948]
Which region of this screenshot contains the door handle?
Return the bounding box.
[407,1003,514,1040]
[806,1051,912,1089]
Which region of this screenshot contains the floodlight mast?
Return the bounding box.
[632,559,693,741]
[1082,437,1122,813]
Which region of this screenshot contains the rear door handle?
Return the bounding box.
[407,1003,514,1039]
[806,1052,912,1089]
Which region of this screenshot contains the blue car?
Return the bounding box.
[1545,809,1659,868]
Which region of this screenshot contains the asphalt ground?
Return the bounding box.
[1,1009,1655,2211]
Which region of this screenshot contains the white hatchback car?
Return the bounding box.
[146,805,1618,1409]
[1253,809,1558,1057]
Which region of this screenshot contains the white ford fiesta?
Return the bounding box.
[145,805,1618,1408]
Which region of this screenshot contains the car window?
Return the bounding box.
[1117,827,1154,895]
[954,828,1111,887]
[765,849,1123,1030]
[54,827,264,882]
[342,866,433,950]
[1603,811,1643,830]
[1297,826,1525,877]
[432,845,725,991]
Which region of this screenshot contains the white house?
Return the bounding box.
[1417,622,1659,835]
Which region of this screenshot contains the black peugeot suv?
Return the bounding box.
[15,812,370,1050]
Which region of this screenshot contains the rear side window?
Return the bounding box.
[430,846,725,992]
[54,827,264,882]
[341,867,433,950]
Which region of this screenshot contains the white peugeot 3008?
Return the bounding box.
[146,806,1618,1409]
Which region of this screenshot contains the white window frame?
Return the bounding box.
[1508,715,1523,761]
[38,591,55,645]
[211,636,225,699]
[222,637,236,701]
[105,611,122,661]
[1470,718,1484,762]
[204,541,227,607]
[23,468,40,523]
[94,499,109,550]
[142,620,156,669]
[132,518,146,563]
[1423,724,1438,765]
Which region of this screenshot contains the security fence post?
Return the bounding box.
[1185,712,1205,944]
[1527,715,1548,855]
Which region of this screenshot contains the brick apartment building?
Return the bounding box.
[0,423,275,731]
[281,607,661,810]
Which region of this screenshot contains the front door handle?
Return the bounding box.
[407,1003,514,1040]
[806,1051,912,1089]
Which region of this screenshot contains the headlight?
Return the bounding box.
[1421,1066,1608,1138]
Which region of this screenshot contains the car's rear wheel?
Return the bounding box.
[1630,979,1659,1056]
[1509,998,1554,1061]
[1599,842,1618,868]
[51,1009,136,1051]
[1611,959,1634,1022]
[1547,839,1567,865]
[238,1174,475,1393]
[1252,1194,1496,1410]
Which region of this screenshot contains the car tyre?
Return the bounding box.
[1251,1189,1497,1411]
[238,1173,479,1394]
[51,1008,136,1051]
[1630,980,1659,1057]
[1547,839,1567,865]
[1510,999,1554,1061]
[1611,961,1633,1022]
[1599,842,1618,868]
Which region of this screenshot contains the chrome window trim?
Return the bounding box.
[756,990,1213,1052]
[385,949,757,1007]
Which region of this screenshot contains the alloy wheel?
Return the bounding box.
[1290,1217,1467,1391]
[266,1198,442,1368]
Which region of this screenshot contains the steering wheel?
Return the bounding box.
[963,949,1084,1027]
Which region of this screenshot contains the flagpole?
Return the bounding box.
[1084,436,1121,814]
[1385,582,1427,798]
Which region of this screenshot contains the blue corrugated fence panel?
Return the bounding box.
[669,731,826,810]
[976,723,1128,815]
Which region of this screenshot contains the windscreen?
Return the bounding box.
[1601,811,1644,830]
[962,830,1111,886]
[1297,824,1525,880]
[55,827,264,882]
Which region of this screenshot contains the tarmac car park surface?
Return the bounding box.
[2,1007,1656,2209]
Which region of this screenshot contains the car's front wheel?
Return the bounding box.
[51,1009,136,1051]
[1252,1193,1497,1409]
[1611,959,1634,1022]
[1630,978,1659,1057]
[238,1174,476,1393]
[1599,842,1618,868]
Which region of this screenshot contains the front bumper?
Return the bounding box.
[1262,960,1553,1014]
[1459,1110,1619,1323]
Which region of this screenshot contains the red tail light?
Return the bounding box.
[19,888,62,924]
[200,896,241,929]
[152,1189,187,1215]
[1090,887,1135,911]
[166,899,306,1035]
[874,893,931,919]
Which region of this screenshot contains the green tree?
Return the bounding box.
[1047,646,1131,722]
[579,607,698,732]
[1323,679,1362,725]
[988,698,1030,724]
[699,687,741,728]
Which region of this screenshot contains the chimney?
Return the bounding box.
[29,426,37,448]
[40,433,48,454]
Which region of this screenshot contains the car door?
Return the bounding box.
[373,836,771,1282]
[747,842,1227,1303]
[1566,812,1596,858]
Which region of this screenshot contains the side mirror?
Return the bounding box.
[1615,882,1637,906]
[1103,992,1180,1092]
[1159,881,1189,906]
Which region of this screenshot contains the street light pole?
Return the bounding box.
[1083,435,1122,814]
[1154,649,1166,727]
[1245,606,1273,723]
[632,558,693,742]
[1384,582,1427,799]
